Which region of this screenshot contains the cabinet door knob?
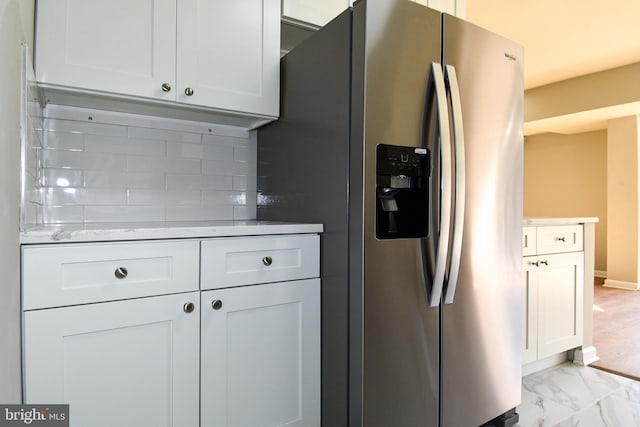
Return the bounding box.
[183,302,195,313]
[529,261,539,267]
[556,236,566,242]
[262,256,273,266]
[184,87,194,96]
[211,299,223,310]
[161,83,172,92]
[539,260,548,266]
[114,267,128,279]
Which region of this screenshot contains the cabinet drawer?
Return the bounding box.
[201,234,319,289]
[522,226,537,256]
[536,225,583,255]
[22,240,200,310]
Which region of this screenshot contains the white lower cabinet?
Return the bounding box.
[522,225,585,365]
[22,233,321,427]
[23,292,201,427]
[201,279,320,426]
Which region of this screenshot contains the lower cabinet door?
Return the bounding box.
[522,256,539,364]
[23,292,200,427]
[536,251,584,359]
[201,279,320,427]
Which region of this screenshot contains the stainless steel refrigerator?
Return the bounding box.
[257,1,524,426]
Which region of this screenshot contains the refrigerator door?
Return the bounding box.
[440,14,524,427]
[354,1,442,426]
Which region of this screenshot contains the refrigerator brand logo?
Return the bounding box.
[0,405,68,426]
[504,52,517,61]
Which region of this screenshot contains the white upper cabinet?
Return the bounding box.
[35,0,176,101]
[282,0,350,27]
[177,0,280,117]
[35,0,280,120]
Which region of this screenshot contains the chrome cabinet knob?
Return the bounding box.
[262,256,273,266]
[556,236,566,242]
[183,302,195,313]
[539,260,548,266]
[211,300,223,311]
[161,83,172,92]
[529,261,539,267]
[184,87,194,96]
[114,267,128,279]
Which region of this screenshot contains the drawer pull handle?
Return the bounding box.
[211,299,223,311]
[114,267,128,279]
[262,256,273,266]
[539,260,548,266]
[556,237,566,242]
[529,261,539,267]
[183,302,195,313]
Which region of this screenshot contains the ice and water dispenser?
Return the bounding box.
[376,144,430,239]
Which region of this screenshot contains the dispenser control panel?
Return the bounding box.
[376,144,430,239]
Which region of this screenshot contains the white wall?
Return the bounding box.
[0,0,34,402]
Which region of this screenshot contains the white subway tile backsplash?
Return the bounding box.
[42,131,84,150]
[42,206,85,224]
[167,142,204,159]
[166,174,233,191]
[202,190,247,206]
[126,155,201,174]
[166,205,234,221]
[42,150,126,172]
[26,106,258,224]
[233,175,257,192]
[127,126,202,143]
[42,169,83,188]
[127,189,202,206]
[84,134,167,157]
[44,118,127,137]
[84,206,166,223]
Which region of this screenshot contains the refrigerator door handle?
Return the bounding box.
[443,64,466,305]
[426,62,453,308]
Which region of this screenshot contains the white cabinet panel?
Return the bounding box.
[35,0,280,120]
[522,226,536,256]
[177,0,280,117]
[282,0,350,27]
[35,0,176,100]
[536,251,584,359]
[522,224,585,366]
[201,234,319,289]
[200,279,320,427]
[23,292,200,427]
[536,225,584,255]
[522,258,538,364]
[22,240,200,309]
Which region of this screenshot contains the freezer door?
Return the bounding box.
[440,14,524,427]
[354,1,442,426]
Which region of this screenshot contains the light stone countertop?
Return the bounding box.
[523,217,599,226]
[20,220,324,244]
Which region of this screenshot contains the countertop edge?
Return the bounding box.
[20,221,324,244]
[523,217,599,226]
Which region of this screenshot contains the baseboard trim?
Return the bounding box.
[573,346,599,366]
[522,352,569,377]
[594,270,607,278]
[604,279,639,290]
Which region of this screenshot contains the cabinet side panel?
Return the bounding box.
[257,10,352,427]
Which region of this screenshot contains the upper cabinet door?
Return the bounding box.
[35,0,176,101]
[282,0,350,27]
[176,0,280,117]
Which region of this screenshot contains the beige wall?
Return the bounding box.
[0,0,34,402]
[606,116,640,286]
[524,131,607,272]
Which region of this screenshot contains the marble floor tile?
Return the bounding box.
[516,363,640,427]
